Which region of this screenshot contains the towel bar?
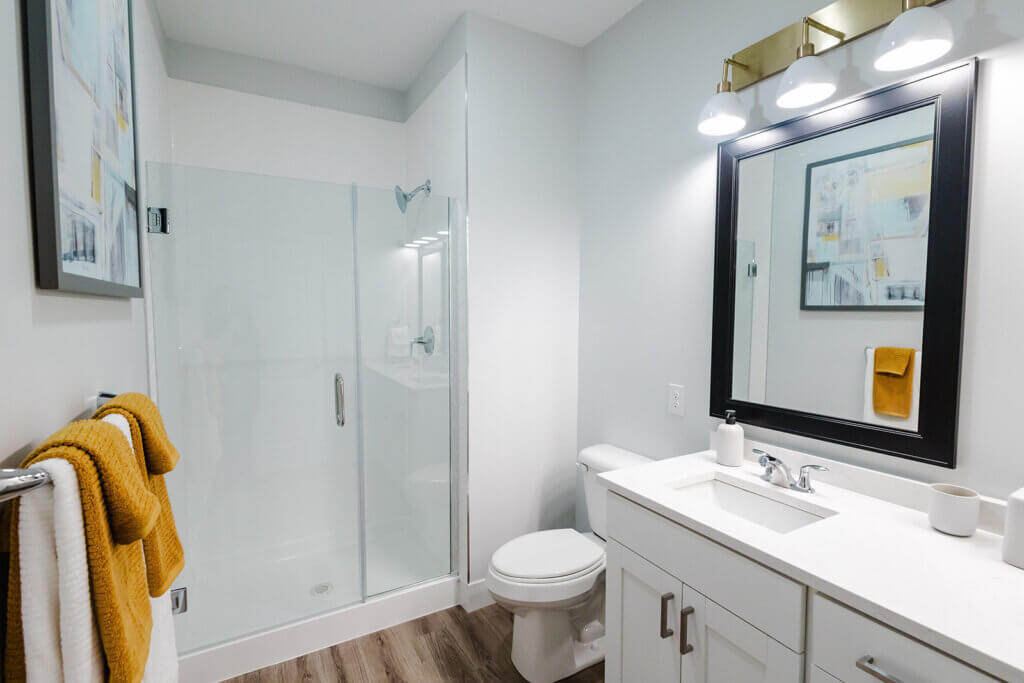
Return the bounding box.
[0,389,118,503]
[0,468,51,503]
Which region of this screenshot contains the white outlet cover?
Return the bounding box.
[668,384,685,416]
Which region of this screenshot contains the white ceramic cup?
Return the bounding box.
[928,483,980,537]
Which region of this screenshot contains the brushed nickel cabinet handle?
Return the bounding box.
[659,593,674,639]
[856,655,903,683]
[680,606,695,655]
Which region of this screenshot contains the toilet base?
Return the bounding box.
[509,610,604,683]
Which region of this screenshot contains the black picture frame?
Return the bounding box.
[799,135,933,311]
[710,60,977,469]
[22,0,144,298]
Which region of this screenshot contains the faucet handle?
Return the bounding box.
[797,464,829,493]
[753,449,778,483]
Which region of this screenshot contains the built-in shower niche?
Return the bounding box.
[148,163,453,652]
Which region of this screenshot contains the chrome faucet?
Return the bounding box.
[754,449,829,493]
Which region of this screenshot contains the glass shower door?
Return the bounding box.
[355,186,452,596]
[147,164,364,651]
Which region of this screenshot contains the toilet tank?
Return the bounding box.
[579,445,651,539]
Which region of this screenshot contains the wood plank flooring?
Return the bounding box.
[228,603,604,682]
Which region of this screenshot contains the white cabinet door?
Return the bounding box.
[605,540,684,683]
[682,585,802,683]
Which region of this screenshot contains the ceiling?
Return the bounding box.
[153,0,645,91]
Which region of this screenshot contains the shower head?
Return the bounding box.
[394,180,431,213]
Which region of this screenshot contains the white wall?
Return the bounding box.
[164,79,405,188]
[578,0,1024,501]
[0,0,167,467]
[465,15,583,581]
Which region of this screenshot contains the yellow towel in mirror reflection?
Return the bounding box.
[873,347,915,418]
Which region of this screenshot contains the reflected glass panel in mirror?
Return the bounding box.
[731,105,935,431]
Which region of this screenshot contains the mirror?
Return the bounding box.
[711,62,976,467]
[732,105,933,430]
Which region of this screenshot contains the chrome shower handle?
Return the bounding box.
[411,326,436,355]
[334,373,345,427]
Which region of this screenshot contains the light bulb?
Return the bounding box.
[698,91,747,136]
[875,6,953,72]
[776,55,838,109]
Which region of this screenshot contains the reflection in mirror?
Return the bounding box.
[731,105,935,431]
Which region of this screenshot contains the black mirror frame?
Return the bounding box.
[710,60,977,469]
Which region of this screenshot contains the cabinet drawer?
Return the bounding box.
[810,593,998,682]
[608,493,806,652]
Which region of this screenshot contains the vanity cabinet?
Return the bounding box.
[606,540,802,683]
[605,541,684,682]
[809,594,998,683]
[606,491,1004,683]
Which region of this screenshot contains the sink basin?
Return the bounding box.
[671,474,836,533]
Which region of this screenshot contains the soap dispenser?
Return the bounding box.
[716,410,744,467]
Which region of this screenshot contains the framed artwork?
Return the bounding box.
[24,0,143,297]
[800,136,933,310]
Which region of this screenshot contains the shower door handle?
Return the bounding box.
[334,373,345,427]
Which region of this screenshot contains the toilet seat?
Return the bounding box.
[487,529,606,604]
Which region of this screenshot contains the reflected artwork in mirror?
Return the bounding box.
[712,61,976,468]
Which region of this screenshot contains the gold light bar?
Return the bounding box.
[730,0,947,90]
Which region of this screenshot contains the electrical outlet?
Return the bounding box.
[668,384,685,417]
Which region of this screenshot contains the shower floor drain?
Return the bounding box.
[310,582,334,597]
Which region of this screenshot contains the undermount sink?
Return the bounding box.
[671,474,837,533]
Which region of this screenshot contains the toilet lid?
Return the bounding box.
[491,529,604,580]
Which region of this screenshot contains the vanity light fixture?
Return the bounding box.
[698,58,749,137]
[776,18,844,109]
[875,0,954,72]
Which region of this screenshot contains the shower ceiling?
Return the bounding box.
[152,0,644,90]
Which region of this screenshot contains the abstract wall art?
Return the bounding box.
[801,136,933,310]
[24,0,143,296]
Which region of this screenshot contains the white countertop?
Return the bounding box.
[599,451,1024,682]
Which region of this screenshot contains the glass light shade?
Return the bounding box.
[698,91,747,136]
[874,6,953,72]
[776,55,838,109]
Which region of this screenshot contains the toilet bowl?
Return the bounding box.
[486,445,651,683]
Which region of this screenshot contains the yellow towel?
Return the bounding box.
[873,347,915,418]
[94,393,184,597]
[4,420,157,683]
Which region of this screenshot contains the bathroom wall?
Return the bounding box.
[0,0,167,467]
[578,0,1024,503]
[464,15,584,581]
[163,80,406,188]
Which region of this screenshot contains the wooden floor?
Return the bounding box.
[228,604,604,682]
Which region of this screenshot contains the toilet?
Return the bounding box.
[486,445,652,683]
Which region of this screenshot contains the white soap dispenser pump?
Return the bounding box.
[716,409,744,467]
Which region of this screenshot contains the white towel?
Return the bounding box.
[19,458,104,683]
[100,414,180,683]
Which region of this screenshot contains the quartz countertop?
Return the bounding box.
[599,451,1024,681]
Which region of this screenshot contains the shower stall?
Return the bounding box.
[146,163,458,653]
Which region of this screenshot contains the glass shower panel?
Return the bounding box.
[355,186,452,596]
[732,240,757,401]
[147,164,363,651]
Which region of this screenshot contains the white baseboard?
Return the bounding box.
[179,576,459,682]
[457,577,494,613]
